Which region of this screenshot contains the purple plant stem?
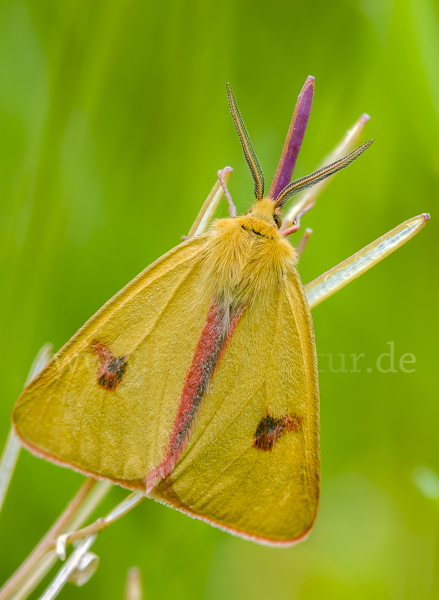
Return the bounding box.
[268,76,314,201]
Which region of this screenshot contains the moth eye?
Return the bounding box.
[273,214,282,229]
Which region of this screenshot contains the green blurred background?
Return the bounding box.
[0,0,438,598]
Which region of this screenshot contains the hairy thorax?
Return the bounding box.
[202,200,298,309]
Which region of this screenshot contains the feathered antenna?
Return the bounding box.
[226,82,265,201]
[274,140,374,209]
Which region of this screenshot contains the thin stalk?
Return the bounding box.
[0,430,21,514]
[12,554,56,600]
[124,567,143,600]
[38,535,97,600]
[56,492,144,560]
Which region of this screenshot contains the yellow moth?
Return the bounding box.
[12,78,372,546]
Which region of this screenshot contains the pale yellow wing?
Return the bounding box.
[13,235,213,488]
[152,268,320,545]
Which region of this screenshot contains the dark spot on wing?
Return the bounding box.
[91,340,128,391]
[253,410,303,451]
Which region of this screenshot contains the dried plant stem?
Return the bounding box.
[0,429,21,514]
[0,478,111,600]
[124,567,143,600]
[305,214,430,309]
[56,492,144,560]
[39,535,97,600]
[12,553,59,600]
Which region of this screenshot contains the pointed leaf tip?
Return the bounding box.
[269,77,315,200]
[305,213,429,309]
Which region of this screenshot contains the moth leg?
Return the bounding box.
[295,228,313,256]
[217,168,237,218]
[281,202,314,237]
[184,167,233,239]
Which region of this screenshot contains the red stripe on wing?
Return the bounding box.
[146,300,244,491]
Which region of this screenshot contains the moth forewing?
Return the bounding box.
[152,267,319,545]
[13,235,213,488]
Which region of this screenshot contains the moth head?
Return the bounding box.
[227,81,374,229]
[245,199,283,229]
